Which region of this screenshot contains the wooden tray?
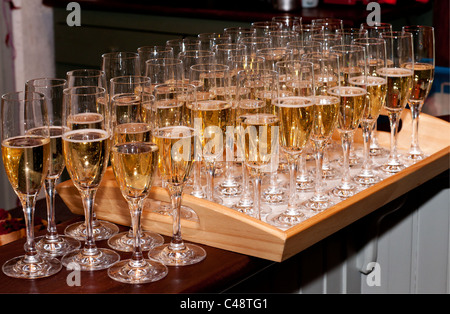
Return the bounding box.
[57,111,450,262]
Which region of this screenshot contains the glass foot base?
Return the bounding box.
[262,187,287,204]
[2,255,62,279]
[304,196,334,212]
[148,243,206,266]
[108,259,168,284]
[353,173,381,186]
[267,210,308,228]
[152,202,199,220]
[64,220,119,241]
[370,146,389,157]
[216,182,242,197]
[61,248,120,271]
[332,185,357,199]
[107,231,164,252]
[35,235,81,257]
[379,163,405,174]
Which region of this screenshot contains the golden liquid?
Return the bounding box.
[274,97,314,155]
[113,122,152,144]
[68,113,104,130]
[377,67,413,112]
[311,95,340,141]
[239,113,279,171]
[63,129,110,190]
[402,62,434,103]
[154,99,185,128]
[27,126,65,179]
[350,76,387,123]
[111,142,158,199]
[153,126,195,185]
[2,136,50,197]
[328,86,366,132]
[188,100,232,160]
[112,94,141,124]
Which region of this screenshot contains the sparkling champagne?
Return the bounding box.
[68,112,104,130]
[112,94,141,125]
[113,122,152,144]
[239,113,279,172]
[328,86,366,132]
[111,142,158,199]
[377,67,413,112]
[311,95,340,141]
[27,126,64,179]
[350,76,387,124]
[2,135,50,196]
[63,129,110,189]
[153,126,195,185]
[402,62,434,104]
[274,97,314,155]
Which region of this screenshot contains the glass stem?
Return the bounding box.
[128,198,145,265]
[241,162,250,198]
[44,178,58,240]
[361,123,373,172]
[191,161,203,195]
[287,155,298,212]
[80,188,98,255]
[388,111,401,164]
[21,194,38,262]
[313,141,325,198]
[167,184,185,251]
[205,161,215,201]
[340,132,352,185]
[370,121,379,150]
[297,153,307,181]
[252,171,262,220]
[409,102,422,154]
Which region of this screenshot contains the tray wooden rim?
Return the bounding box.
[57,111,450,262]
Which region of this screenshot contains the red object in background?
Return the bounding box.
[325,0,430,4]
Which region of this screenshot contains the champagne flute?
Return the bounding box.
[214,43,246,198]
[66,69,107,89]
[378,31,414,173]
[360,23,393,157]
[267,61,315,228]
[238,36,272,57]
[352,38,388,185]
[64,69,120,241]
[145,57,184,89]
[107,75,165,252]
[179,49,215,199]
[108,133,168,283]
[137,45,174,76]
[239,112,280,221]
[197,32,231,50]
[189,63,232,204]
[1,91,62,278]
[25,78,81,257]
[402,25,435,162]
[336,28,368,45]
[250,21,283,37]
[60,86,120,271]
[302,52,340,211]
[148,83,206,266]
[311,18,343,34]
[328,44,367,199]
[101,51,140,92]
[272,15,302,32]
[223,27,256,43]
[233,69,276,216]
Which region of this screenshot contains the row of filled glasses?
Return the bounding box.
[0,79,205,283]
[0,16,434,282]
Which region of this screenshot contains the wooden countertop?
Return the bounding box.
[0,195,273,294]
